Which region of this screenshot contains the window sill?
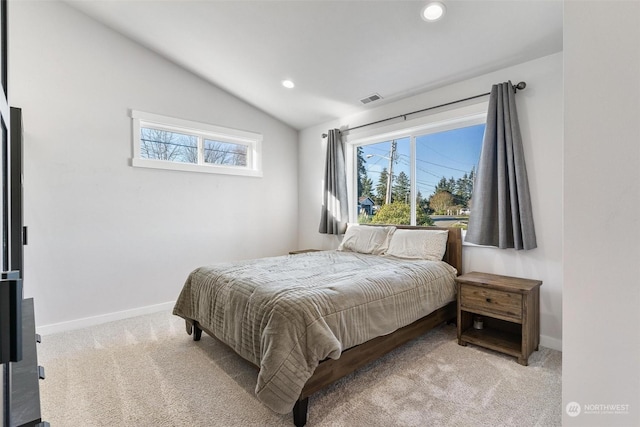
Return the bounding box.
[461,229,498,248]
[131,158,263,177]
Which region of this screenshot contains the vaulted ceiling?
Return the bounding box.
[66,0,563,130]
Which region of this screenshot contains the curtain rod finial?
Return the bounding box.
[322,133,328,138]
[515,81,527,91]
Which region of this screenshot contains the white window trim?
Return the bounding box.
[130,110,263,177]
[344,101,488,225]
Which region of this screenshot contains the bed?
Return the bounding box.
[173,225,462,426]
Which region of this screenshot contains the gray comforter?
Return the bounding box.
[172,250,457,414]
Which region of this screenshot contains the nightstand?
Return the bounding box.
[455,272,542,366]
[288,249,322,255]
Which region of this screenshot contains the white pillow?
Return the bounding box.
[338,225,396,255]
[385,229,449,261]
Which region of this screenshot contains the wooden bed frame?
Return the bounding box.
[191,226,463,427]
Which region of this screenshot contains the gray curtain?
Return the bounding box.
[319,129,349,235]
[466,81,537,250]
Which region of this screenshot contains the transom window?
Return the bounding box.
[346,104,486,229]
[131,110,262,177]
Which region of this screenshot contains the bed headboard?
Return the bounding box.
[388,225,463,274]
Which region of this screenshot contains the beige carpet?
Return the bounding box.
[37,310,561,426]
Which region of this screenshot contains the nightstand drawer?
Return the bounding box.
[460,285,522,319]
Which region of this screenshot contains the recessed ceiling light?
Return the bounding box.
[421,2,446,22]
[282,80,295,89]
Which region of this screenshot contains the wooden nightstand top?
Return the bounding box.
[455,271,542,293]
[289,249,322,255]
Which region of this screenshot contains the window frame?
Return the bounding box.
[344,102,488,225]
[130,110,263,177]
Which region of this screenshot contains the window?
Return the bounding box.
[346,103,486,229]
[131,110,262,177]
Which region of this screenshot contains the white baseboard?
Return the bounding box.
[36,301,176,336]
[540,334,562,352]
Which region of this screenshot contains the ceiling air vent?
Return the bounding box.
[360,93,383,105]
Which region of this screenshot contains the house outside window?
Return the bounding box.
[131,110,262,177]
[345,102,487,229]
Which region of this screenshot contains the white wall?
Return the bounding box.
[10,1,298,330]
[563,2,640,425]
[298,53,563,350]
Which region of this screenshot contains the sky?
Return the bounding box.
[361,123,485,198]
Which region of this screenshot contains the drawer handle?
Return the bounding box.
[486,298,492,303]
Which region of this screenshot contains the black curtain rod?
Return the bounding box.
[322,81,527,138]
